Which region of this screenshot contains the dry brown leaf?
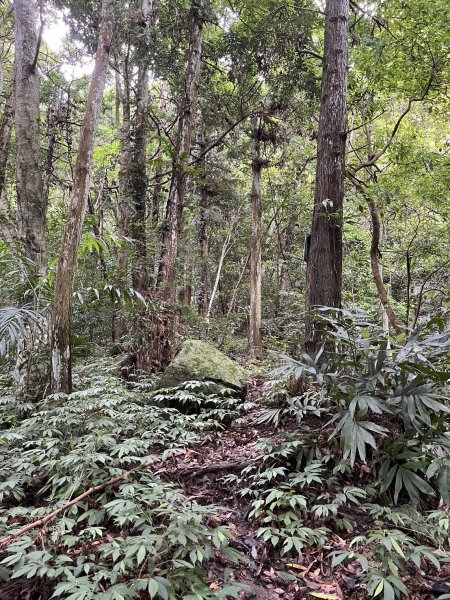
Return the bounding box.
[286,563,307,571]
[209,582,221,590]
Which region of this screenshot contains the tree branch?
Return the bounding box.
[30,0,44,73]
[352,71,435,174]
[0,457,158,548]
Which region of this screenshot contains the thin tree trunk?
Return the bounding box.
[13,0,46,276]
[151,95,167,232]
[249,115,263,359]
[50,0,115,394]
[368,197,404,336]
[197,130,209,315]
[206,225,233,321]
[42,89,61,210]
[0,91,13,241]
[116,58,131,283]
[156,0,204,303]
[0,91,13,200]
[304,0,349,355]
[349,173,405,337]
[227,252,250,315]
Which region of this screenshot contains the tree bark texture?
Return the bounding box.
[197,131,210,315]
[249,115,263,360]
[304,0,349,355]
[156,0,204,303]
[116,56,131,283]
[129,0,154,295]
[13,0,45,276]
[42,89,62,209]
[0,91,13,201]
[50,0,115,394]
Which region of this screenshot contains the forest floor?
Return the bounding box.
[2,372,449,600]
[151,377,447,600]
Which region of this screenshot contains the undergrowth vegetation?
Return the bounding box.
[0,362,250,599]
[0,310,449,599]
[239,309,450,598]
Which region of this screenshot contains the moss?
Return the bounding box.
[155,339,247,391]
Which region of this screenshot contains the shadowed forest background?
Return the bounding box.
[0,0,449,598]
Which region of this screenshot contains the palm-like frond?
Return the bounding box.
[0,306,46,357]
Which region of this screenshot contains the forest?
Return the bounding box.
[0,0,449,598]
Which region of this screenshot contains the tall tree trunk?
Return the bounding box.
[49,0,115,394]
[249,115,263,360]
[304,0,349,355]
[206,222,234,321]
[197,131,209,315]
[116,58,131,284]
[0,91,13,200]
[129,0,153,296]
[13,0,45,277]
[113,58,131,342]
[151,95,167,233]
[151,153,163,285]
[156,0,204,303]
[0,91,13,241]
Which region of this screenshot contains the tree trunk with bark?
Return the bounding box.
[0,91,13,200]
[206,220,234,321]
[156,0,204,303]
[368,196,404,336]
[13,0,45,276]
[197,131,210,316]
[42,89,61,210]
[150,0,204,369]
[249,115,263,360]
[116,56,131,283]
[113,56,131,342]
[50,0,115,394]
[129,0,153,296]
[0,91,13,240]
[304,0,349,355]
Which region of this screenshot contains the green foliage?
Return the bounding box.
[239,309,450,596]
[272,308,450,505]
[151,379,254,426]
[0,361,249,599]
[0,306,46,359]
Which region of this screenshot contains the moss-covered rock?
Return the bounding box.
[155,339,247,391]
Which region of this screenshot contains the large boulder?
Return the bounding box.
[155,339,247,391]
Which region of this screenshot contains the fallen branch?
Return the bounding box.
[0,458,158,548]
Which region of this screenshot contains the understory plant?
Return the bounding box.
[0,360,249,599]
[232,309,450,598]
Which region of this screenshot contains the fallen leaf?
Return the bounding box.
[209,582,221,590]
[287,563,307,571]
[309,594,340,600]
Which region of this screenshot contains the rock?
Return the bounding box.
[155,339,247,391]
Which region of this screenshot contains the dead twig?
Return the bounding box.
[0,457,159,548]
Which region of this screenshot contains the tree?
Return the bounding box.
[129,0,154,296]
[249,114,263,359]
[13,0,46,278]
[50,0,116,393]
[304,0,349,355]
[0,92,13,202]
[156,0,204,303]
